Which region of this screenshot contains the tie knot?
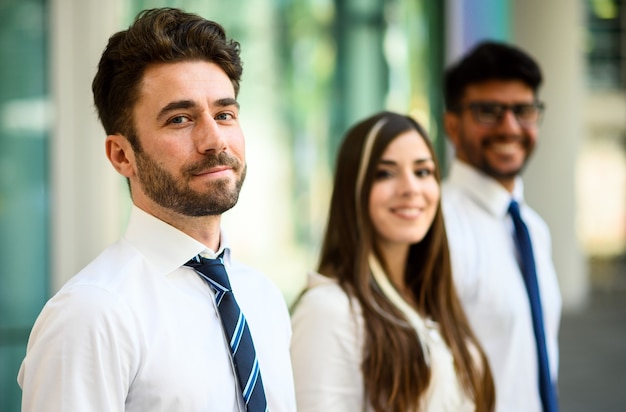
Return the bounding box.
[508,199,521,217]
[185,254,231,291]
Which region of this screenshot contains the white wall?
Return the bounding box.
[512,0,589,310]
[50,0,128,292]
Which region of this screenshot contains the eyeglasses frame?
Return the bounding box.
[451,100,546,127]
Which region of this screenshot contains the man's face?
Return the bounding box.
[128,60,246,217]
[444,80,539,190]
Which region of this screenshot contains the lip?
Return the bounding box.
[192,165,233,177]
[390,206,423,219]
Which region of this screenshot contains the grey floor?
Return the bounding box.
[558,258,626,412]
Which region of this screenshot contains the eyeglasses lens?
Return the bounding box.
[471,103,542,126]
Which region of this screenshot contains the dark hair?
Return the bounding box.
[92,7,243,146]
[444,40,542,110]
[316,111,495,411]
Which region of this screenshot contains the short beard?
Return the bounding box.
[459,132,531,181]
[135,149,246,217]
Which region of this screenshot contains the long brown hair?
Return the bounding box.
[317,111,495,411]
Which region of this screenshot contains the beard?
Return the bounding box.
[457,131,533,181]
[134,149,246,217]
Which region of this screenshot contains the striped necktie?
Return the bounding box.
[509,200,559,412]
[185,254,268,412]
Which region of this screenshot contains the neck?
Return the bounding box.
[495,176,516,193]
[377,243,410,297]
[455,158,518,193]
[135,201,223,251]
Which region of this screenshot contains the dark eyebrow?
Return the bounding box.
[157,100,197,122]
[156,98,240,122]
[378,157,434,166]
[215,97,240,109]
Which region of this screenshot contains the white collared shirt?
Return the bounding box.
[442,159,562,412]
[290,272,475,412]
[18,205,296,412]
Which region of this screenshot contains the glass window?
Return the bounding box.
[585,0,625,90]
[0,0,49,409]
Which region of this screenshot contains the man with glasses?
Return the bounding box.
[442,41,562,412]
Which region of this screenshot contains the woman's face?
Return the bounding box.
[368,129,440,249]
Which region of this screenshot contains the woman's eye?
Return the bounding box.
[415,168,433,178]
[375,169,393,180]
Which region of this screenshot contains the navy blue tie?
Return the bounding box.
[509,200,559,412]
[185,254,268,412]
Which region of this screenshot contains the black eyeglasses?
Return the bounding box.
[453,101,545,127]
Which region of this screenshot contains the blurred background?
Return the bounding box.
[0,0,624,410]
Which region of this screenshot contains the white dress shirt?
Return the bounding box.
[290,272,475,412]
[442,159,562,412]
[18,205,296,412]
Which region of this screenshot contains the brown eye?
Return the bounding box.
[375,169,393,180]
[473,103,503,123]
[415,168,433,178]
[513,104,540,122]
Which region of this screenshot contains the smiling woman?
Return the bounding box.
[368,129,440,259]
[290,111,495,412]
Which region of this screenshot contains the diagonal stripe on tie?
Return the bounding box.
[185,254,269,412]
[509,200,559,412]
[231,315,245,353]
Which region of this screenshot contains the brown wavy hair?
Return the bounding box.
[317,111,495,411]
[92,7,242,150]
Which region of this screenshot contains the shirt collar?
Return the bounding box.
[447,159,526,218]
[123,205,232,275]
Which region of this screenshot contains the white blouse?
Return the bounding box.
[291,267,475,412]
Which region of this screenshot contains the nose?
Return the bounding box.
[497,109,523,134]
[193,115,227,154]
[399,171,420,197]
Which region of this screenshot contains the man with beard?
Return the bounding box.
[441,41,561,412]
[18,8,296,412]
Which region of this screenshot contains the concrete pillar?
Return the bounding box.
[50,0,128,292]
[512,1,589,311]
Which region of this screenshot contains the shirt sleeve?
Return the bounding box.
[18,284,139,412]
[290,284,366,412]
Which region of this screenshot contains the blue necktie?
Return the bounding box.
[185,254,268,412]
[509,200,559,412]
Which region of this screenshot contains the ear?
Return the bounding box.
[106,134,136,178]
[443,111,461,149]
